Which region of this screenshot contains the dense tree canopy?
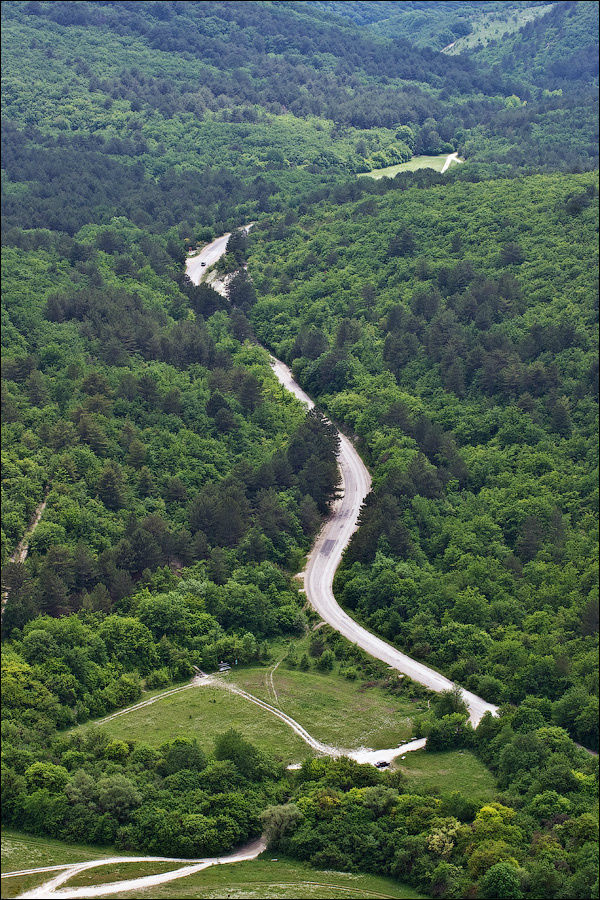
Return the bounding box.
[248,171,599,750]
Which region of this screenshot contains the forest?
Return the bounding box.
[1,2,598,899]
[2,212,342,631]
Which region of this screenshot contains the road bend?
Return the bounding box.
[186,236,497,727]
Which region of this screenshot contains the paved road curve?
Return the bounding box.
[186,236,497,727]
[4,232,499,899]
[272,360,496,726]
[186,232,232,283]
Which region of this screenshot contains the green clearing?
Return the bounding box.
[229,663,420,750]
[396,750,497,803]
[76,682,311,765]
[1,828,119,873]
[359,154,453,179]
[74,645,424,761]
[443,3,554,54]
[0,828,133,900]
[104,856,425,899]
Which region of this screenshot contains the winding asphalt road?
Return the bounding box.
[186,236,498,727]
[3,230,497,899]
[186,224,254,286]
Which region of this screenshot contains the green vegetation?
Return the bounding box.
[56,860,188,889]
[76,682,310,766]
[359,155,454,179]
[2,872,64,900]
[1,2,598,899]
[471,0,599,81]
[1,827,119,870]
[2,861,183,900]
[263,740,597,898]
[79,858,424,899]
[230,661,419,750]
[72,626,428,761]
[2,721,287,857]
[0,830,424,898]
[115,857,426,899]
[313,1,552,53]
[248,171,599,751]
[77,666,418,761]
[0,828,135,900]
[443,3,554,54]
[1,223,339,623]
[396,750,497,804]
[262,745,598,899]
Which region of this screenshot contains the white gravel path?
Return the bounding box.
[441,151,463,173]
[13,841,267,898]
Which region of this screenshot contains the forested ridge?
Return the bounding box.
[1,2,598,899]
[2,0,598,190]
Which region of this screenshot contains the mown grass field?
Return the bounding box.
[229,663,420,750]
[1,829,135,899]
[74,641,424,763]
[1,832,424,900]
[102,857,426,899]
[397,750,497,803]
[359,154,451,179]
[77,682,311,765]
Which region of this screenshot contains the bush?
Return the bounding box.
[479,862,523,899]
[145,668,170,689]
[340,666,358,680]
[315,650,335,671]
[299,653,311,671]
[426,714,473,751]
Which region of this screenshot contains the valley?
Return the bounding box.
[1,2,598,899]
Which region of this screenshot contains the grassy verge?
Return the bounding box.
[65,861,188,888]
